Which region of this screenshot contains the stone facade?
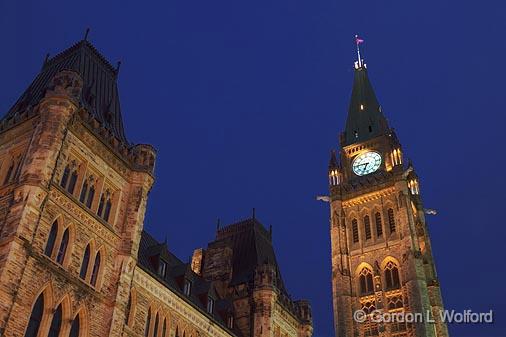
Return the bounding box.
[328,61,448,337]
[0,40,313,337]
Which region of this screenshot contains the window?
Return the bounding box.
[80,244,90,279]
[45,221,58,257]
[145,308,151,337]
[69,314,80,337]
[384,261,400,290]
[227,315,234,329]
[161,317,167,337]
[388,208,396,233]
[97,189,113,222]
[24,293,44,337]
[153,313,160,337]
[90,251,101,287]
[352,219,359,243]
[364,215,371,240]
[207,297,214,314]
[56,228,69,264]
[375,212,382,237]
[183,280,192,296]
[47,303,62,337]
[158,260,167,277]
[361,300,376,315]
[80,175,95,209]
[359,267,374,295]
[60,161,78,194]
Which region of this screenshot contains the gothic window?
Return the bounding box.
[388,208,396,233]
[364,215,371,240]
[90,251,101,287]
[56,227,69,264]
[161,317,167,337]
[45,221,58,257]
[153,312,160,337]
[79,175,95,209]
[375,212,383,237]
[80,244,91,279]
[97,189,113,222]
[183,279,192,296]
[387,295,404,310]
[144,308,151,337]
[47,303,62,337]
[352,219,359,243]
[60,161,78,194]
[69,314,80,337]
[384,261,401,290]
[359,267,374,295]
[24,293,44,337]
[361,300,376,315]
[207,297,214,314]
[228,315,234,329]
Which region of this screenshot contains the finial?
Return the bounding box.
[216,218,221,230]
[115,61,122,75]
[252,208,256,220]
[355,35,364,68]
[164,235,168,245]
[41,53,50,69]
[269,225,272,236]
[84,28,90,41]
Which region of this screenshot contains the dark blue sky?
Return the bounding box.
[1,1,505,336]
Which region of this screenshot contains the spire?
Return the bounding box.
[341,39,390,146]
[328,150,338,169]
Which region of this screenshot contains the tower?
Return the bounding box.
[328,42,448,337]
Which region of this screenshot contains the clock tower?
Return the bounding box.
[328,46,449,337]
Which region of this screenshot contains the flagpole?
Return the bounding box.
[355,35,362,68]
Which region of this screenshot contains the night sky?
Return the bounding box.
[1,1,505,336]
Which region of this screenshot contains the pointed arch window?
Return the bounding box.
[153,312,160,337]
[90,251,101,287]
[56,227,69,264]
[47,303,62,337]
[45,221,58,257]
[24,293,44,337]
[359,267,374,295]
[388,208,396,233]
[97,189,113,222]
[60,161,79,194]
[80,175,96,209]
[145,308,151,337]
[80,244,91,279]
[69,314,81,337]
[375,212,383,237]
[161,317,167,337]
[364,215,371,240]
[351,219,359,243]
[384,261,401,290]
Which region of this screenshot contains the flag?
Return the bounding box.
[356,36,364,44]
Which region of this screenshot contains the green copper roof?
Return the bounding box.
[342,66,390,146]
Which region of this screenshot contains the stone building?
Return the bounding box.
[327,54,449,337]
[0,38,312,337]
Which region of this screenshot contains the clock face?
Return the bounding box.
[352,151,382,176]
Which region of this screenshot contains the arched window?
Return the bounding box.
[86,186,95,209]
[56,227,69,264]
[80,244,90,279]
[47,303,62,337]
[161,317,167,337]
[145,308,151,337]
[79,180,88,203]
[358,267,374,295]
[62,161,79,194]
[375,212,383,237]
[24,293,44,337]
[153,312,160,337]
[90,251,101,287]
[69,314,80,337]
[384,261,401,290]
[364,215,371,240]
[351,219,359,243]
[388,208,396,233]
[68,170,78,194]
[80,175,95,208]
[175,327,179,337]
[97,190,113,222]
[60,166,70,189]
[45,221,58,257]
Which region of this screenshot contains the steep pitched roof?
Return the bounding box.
[342,65,390,146]
[3,40,128,144]
[212,218,288,294]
